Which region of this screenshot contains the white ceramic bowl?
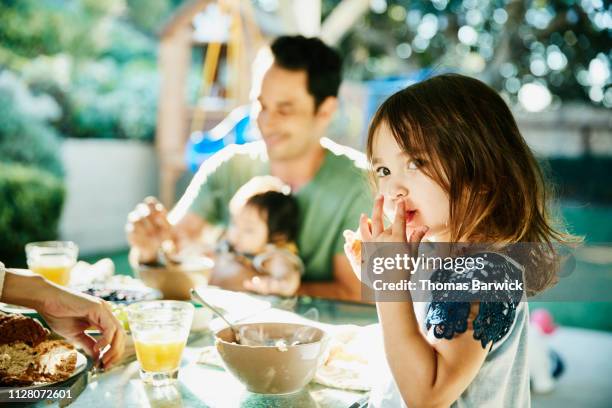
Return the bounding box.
[215,322,328,394]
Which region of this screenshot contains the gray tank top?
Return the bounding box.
[368,252,531,408]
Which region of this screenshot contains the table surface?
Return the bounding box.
[37,296,379,408]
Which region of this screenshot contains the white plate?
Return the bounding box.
[0,302,37,315]
[194,286,271,322]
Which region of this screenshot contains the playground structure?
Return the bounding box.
[157,0,263,206]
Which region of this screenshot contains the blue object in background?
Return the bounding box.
[185,105,260,172]
[186,69,440,172]
[364,68,438,121]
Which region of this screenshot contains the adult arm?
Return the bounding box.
[126,147,239,264]
[127,208,214,266]
[1,266,125,367]
[297,254,362,301]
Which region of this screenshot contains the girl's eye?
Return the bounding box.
[375,167,390,177]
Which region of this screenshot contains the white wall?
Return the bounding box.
[59,139,158,255]
[514,103,612,157]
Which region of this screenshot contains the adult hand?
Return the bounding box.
[38,285,126,368]
[243,273,300,297]
[126,196,174,262]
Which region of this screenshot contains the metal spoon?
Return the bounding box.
[189,288,241,344]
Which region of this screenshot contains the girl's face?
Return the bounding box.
[228,205,269,254]
[371,124,451,241]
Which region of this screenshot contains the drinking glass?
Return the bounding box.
[127,301,194,386]
[25,241,78,286]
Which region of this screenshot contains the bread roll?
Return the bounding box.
[0,313,77,385]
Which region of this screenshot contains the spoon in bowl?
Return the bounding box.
[190,288,241,344]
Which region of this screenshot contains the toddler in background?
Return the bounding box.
[214,176,303,296]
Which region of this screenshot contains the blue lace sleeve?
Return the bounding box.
[425,252,521,349]
[426,301,517,348]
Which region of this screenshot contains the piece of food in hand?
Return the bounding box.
[347,218,371,259]
[0,312,77,386]
[351,238,362,259]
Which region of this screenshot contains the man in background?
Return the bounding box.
[126,36,371,301]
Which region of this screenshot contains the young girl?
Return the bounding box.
[343,74,577,407]
[213,176,304,296]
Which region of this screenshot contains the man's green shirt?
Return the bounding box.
[185,138,373,281]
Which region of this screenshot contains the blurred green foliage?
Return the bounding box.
[0,0,180,141]
[0,69,65,265]
[0,0,191,263]
[0,70,64,177]
[322,0,611,108]
[0,163,65,266]
[2,0,609,140]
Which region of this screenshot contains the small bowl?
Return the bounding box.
[136,256,214,300]
[215,323,328,395]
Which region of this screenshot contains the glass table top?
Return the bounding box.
[34,296,378,408]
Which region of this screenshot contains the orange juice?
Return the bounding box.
[134,334,187,372]
[30,255,74,285]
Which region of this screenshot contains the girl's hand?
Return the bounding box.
[343,195,429,281]
[360,195,429,254]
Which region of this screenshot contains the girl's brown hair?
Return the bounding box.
[366,74,580,295]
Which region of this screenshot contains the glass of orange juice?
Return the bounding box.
[25,241,78,286]
[127,301,194,386]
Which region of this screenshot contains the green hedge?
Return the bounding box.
[0,70,64,178]
[547,157,612,204]
[0,163,65,267]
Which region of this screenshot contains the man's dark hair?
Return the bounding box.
[246,191,299,244]
[270,35,342,110]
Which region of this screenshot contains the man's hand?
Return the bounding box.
[126,196,174,262]
[38,286,126,368]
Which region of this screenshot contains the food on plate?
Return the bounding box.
[0,312,48,347]
[77,281,160,332]
[77,275,161,305]
[0,312,77,386]
[315,325,377,391]
[81,287,149,303]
